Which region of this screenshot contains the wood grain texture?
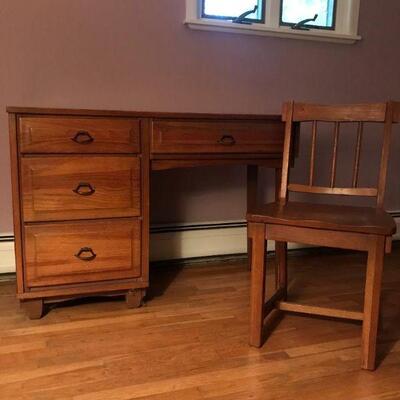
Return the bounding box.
[8,107,285,317]
[279,101,294,200]
[276,302,364,321]
[0,248,399,399]
[309,121,317,186]
[248,222,266,347]
[248,101,396,370]
[361,235,386,370]
[151,120,284,154]
[330,122,340,188]
[287,184,378,197]
[24,219,142,288]
[151,158,282,171]
[125,288,145,309]
[21,299,44,320]
[282,102,387,122]
[8,113,25,295]
[17,279,147,300]
[140,119,151,285]
[247,202,396,236]
[19,117,141,154]
[21,156,141,221]
[281,102,393,203]
[377,102,394,208]
[151,153,283,160]
[352,122,363,187]
[7,105,281,121]
[269,224,377,252]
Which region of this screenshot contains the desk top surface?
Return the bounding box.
[7,106,282,121]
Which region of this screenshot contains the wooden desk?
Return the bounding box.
[7,107,284,318]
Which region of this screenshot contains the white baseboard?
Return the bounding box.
[1,216,400,272]
[150,225,248,261]
[0,241,15,274]
[150,215,400,261]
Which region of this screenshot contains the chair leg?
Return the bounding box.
[249,223,267,347]
[275,241,288,298]
[361,236,385,370]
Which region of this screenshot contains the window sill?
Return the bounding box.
[185,19,361,44]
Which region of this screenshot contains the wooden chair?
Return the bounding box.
[247,101,397,370]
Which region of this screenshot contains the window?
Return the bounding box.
[202,0,265,23]
[280,0,336,30]
[185,0,361,44]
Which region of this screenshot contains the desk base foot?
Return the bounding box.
[126,289,145,309]
[22,299,44,320]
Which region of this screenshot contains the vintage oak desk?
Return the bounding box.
[7,107,284,318]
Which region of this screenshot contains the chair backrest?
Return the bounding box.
[280,101,395,208]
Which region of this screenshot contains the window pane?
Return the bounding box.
[280,0,336,29]
[202,0,264,22]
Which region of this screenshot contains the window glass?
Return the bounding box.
[280,0,336,29]
[202,0,264,22]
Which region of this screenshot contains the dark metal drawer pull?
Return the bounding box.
[218,135,236,146]
[73,182,96,196]
[71,131,94,145]
[75,247,97,262]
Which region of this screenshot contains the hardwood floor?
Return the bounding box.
[0,247,399,400]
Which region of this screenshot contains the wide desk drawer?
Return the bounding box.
[151,120,284,154]
[19,117,140,153]
[21,156,141,222]
[24,219,141,288]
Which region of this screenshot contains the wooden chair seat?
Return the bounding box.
[248,202,396,235]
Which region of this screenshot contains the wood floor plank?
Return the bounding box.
[0,248,399,400]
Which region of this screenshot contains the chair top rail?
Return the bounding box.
[282,103,387,123]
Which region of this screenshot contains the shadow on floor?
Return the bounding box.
[146,263,185,301]
[376,289,400,368]
[45,294,126,316]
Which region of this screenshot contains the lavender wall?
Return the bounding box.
[1,0,400,233]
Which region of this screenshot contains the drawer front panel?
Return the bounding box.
[24,219,141,288]
[19,117,140,153]
[21,156,141,221]
[151,120,284,154]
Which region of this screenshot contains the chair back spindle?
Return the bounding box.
[330,122,340,188]
[279,101,294,199]
[352,122,363,188]
[309,121,317,186]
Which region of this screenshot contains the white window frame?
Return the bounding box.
[185,0,361,44]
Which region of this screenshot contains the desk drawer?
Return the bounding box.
[151,120,284,154]
[21,156,141,221]
[24,219,141,288]
[19,117,140,153]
